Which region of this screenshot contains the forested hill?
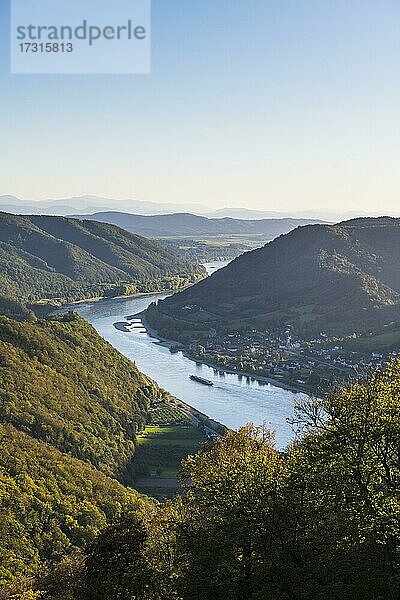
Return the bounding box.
[0,312,156,585]
[0,313,157,476]
[0,212,204,303]
[71,211,324,238]
[157,217,400,336]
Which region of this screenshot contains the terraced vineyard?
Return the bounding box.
[147,399,191,425]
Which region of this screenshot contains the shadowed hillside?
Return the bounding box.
[0,212,204,303]
[155,217,400,337]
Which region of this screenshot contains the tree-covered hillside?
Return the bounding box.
[0,212,204,303]
[0,423,151,587]
[155,217,400,339]
[0,312,162,590]
[0,313,158,478]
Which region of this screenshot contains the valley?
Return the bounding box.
[68,280,305,450]
[1,216,400,598]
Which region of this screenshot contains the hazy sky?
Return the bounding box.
[1,0,400,213]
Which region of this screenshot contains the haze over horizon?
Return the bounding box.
[1,1,400,215]
[1,192,400,221]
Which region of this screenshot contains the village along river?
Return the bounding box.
[68,261,307,448]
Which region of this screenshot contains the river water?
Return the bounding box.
[69,262,306,448]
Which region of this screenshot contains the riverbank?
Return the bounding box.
[42,278,207,316]
[130,312,308,396]
[56,258,224,312]
[182,354,306,395]
[58,290,169,309]
[118,314,229,434]
[169,394,228,437]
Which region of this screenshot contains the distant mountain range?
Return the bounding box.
[70,211,325,238]
[0,195,210,217]
[0,212,203,303]
[210,207,400,221]
[156,217,400,338]
[2,194,398,221]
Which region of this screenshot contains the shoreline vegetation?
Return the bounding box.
[36,278,200,316]
[0,310,225,586]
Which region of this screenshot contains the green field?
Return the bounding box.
[132,401,207,498]
[138,425,205,447]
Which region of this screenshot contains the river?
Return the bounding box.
[68,261,306,448]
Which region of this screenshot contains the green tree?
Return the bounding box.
[175,427,283,600]
[80,515,155,600]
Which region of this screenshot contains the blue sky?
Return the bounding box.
[1,0,400,213]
